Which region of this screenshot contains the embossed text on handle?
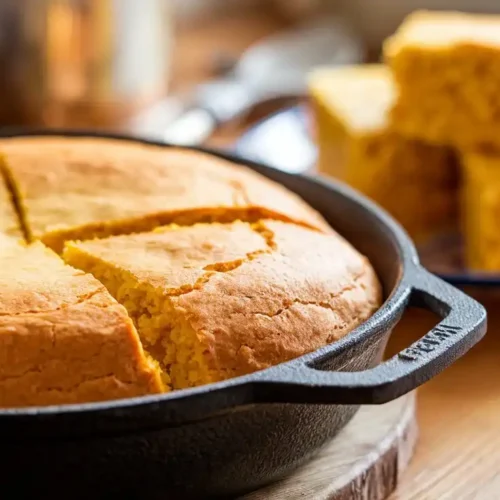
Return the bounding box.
[398,325,461,362]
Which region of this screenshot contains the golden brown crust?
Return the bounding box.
[66,220,381,381]
[171,220,381,375]
[384,10,500,54]
[309,64,397,133]
[0,241,164,407]
[0,137,330,251]
[66,221,270,293]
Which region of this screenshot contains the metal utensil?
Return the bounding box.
[130,15,364,145]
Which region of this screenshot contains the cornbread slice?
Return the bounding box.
[309,64,457,242]
[461,151,500,271]
[0,239,165,407]
[384,10,500,148]
[64,220,381,390]
[0,157,23,239]
[0,136,330,253]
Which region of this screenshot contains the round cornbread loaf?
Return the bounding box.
[0,137,382,406]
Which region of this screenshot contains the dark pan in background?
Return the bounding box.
[0,130,487,500]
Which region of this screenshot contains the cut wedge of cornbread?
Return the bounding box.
[0,239,165,407]
[0,157,23,240]
[309,64,457,242]
[384,10,500,149]
[0,136,330,253]
[64,220,382,390]
[461,151,500,271]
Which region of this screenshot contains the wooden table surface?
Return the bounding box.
[173,9,499,499]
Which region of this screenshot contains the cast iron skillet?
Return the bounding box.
[0,130,487,499]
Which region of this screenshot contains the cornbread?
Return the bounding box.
[0,135,382,406]
[64,220,381,390]
[0,239,164,407]
[460,151,500,271]
[0,157,22,239]
[384,10,500,149]
[0,137,330,253]
[309,64,457,242]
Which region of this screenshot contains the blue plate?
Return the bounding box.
[234,105,499,287]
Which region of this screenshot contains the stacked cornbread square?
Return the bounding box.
[0,136,382,407]
[385,10,500,150]
[310,10,500,272]
[385,11,500,272]
[309,64,457,242]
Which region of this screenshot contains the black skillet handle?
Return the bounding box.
[255,266,487,405]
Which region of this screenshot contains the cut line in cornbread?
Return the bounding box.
[64,220,381,390]
[384,10,500,149]
[0,239,165,407]
[0,136,330,253]
[0,156,24,240]
[461,151,500,271]
[308,64,457,242]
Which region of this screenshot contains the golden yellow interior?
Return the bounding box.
[461,153,500,271]
[64,243,224,390]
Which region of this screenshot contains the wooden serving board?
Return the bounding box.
[241,392,417,500]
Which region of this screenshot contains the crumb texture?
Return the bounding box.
[384,11,500,148]
[461,152,500,271]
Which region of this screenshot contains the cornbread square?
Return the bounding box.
[64,220,381,390]
[0,137,329,253]
[384,10,500,149]
[0,240,164,407]
[461,151,500,271]
[0,158,22,239]
[309,64,457,242]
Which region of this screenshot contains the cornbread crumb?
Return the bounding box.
[309,64,457,242]
[64,220,381,390]
[384,10,500,148]
[0,239,165,407]
[461,151,500,271]
[0,137,330,252]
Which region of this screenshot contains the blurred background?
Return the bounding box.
[2,0,498,139]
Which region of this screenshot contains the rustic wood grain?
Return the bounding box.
[241,393,417,500]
